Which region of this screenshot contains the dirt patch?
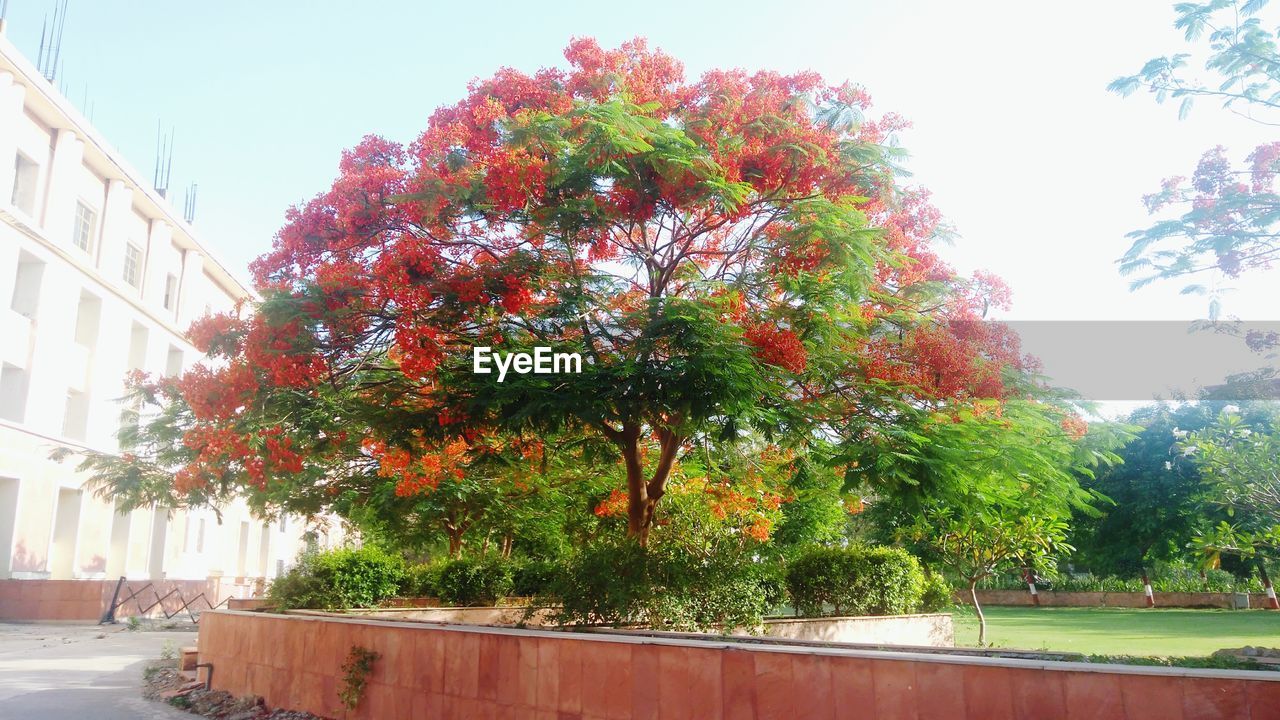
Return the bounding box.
[142,658,329,719]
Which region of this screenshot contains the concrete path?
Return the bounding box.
[0,622,197,719]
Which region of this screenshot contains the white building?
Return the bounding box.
[0,32,317,619]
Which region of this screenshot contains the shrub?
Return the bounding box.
[402,562,445,598]
[786,545,925,617]
[511,559,558,598]
[547,539,771,632]
[268,546,406,610]
[919,573,954,612]
[547,540,649,626]
[756,559,789,615]
[435,557,514,606]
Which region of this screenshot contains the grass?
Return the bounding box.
[951,606,1280,656]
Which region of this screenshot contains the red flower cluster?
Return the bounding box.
[1060,415,1088,441]
[180,363,257,421]
[744,323,807,373]
[364,436,470,497]
[593,488,629,518]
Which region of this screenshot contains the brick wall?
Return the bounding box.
[197,610,1280,719]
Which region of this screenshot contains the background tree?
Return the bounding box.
[1068,403,1225,575]
[908,505,1071,646]
[1181,409,1280,567]
[858,399,1129,645]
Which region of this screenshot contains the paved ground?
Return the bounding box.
[0,622,197,719]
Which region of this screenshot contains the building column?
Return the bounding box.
[176,248,205,329]
[23,261,80,436]
[144,220,173,312]
[97,179,133,290]
[41,128,84,250]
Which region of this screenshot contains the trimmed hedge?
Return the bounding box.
[785,545,925,617]
[268,546,406,610]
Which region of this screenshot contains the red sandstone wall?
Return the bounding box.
[0,577,262,622]
[197,610,1280,720]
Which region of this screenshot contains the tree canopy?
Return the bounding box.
[68,38,1085,552]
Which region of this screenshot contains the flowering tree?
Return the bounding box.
[1111,0,1280,316]
[70,39,1037,546]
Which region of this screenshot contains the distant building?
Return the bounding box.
[0,32,325,620]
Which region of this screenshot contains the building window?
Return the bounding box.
[73,292,102,348]
[127,323,148,372]
[123,243,142,287]
[11,154,38,216]
[61,389,89,442]
[0,364,30,423]
[165,346,183,377]
[163,274,178,311]
[196,518,206,553]
[72,201,97,253]
[9,252,44,319]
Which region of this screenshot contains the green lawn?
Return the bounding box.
[951,606,1280,656]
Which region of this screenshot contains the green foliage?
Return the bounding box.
[547,538,771,632]
[435,557,515,606]
[511,559,559,597]
[1069,403,1240,576]
[908,505,1073,590]
[267,546,406,610]
[1042,573,1138,593]
[919,573,955,613]
[756,558,790,614]
[863,399,1132,645]
[785,546,926,617]
[338,646,380,711]
[402,562,445,598]
[771,454,847,548]
[1182,410,1280,562]
[977,561,1263,593]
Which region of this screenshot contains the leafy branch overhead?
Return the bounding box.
[1111,0,1280,309]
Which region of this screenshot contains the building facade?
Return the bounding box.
[0,33,320,620]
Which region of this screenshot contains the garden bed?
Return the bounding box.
[288,606,955,647]
[970,589,1272,608]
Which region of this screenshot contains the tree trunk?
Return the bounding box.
[446,528,464,558]
[618,423,682,545]
[970,582,987,646]
[1260,561,1280,609]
